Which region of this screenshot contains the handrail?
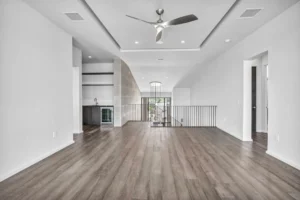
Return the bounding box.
[156,105,182,127]
[125,104,217,128]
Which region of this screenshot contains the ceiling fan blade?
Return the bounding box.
[162,14,198,27]
[156,26,164,44]
[126,15,155,25]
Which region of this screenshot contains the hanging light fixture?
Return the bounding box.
[150,81,162,104]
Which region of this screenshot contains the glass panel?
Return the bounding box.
[144,97,171,123]
[102,109,112,122]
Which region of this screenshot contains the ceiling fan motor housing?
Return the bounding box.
[156,9,164,16]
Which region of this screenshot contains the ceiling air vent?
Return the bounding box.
[65,13,84,21]
[240,8,262,19]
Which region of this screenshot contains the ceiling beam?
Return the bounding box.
[79,0,121,50]
[199,0,241,48]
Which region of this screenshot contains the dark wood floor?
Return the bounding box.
[1,122,300,200]
[252,132,268,150]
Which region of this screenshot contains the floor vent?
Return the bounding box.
[240,8,262,18]
[65,13,84,21]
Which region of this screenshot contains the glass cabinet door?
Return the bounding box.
[101,107,113,124]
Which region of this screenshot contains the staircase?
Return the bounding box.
[152,105,182,127]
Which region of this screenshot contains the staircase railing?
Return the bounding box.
[124,104,217,128]
[154,105,182,127]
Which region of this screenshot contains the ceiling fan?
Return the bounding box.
[126,9,198,44]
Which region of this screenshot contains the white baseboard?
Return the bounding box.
[73,130,83,134]
[266,150,300,171]
[0,140,74,182]
[256,130,268,133]
[217,127,253,142]
[243,137,253,142]
[232,134,243,141]
[228,131,252,142]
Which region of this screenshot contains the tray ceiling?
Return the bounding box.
[86,0,236,50]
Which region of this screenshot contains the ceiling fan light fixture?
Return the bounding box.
[126,9,198,44]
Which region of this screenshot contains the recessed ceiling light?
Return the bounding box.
[225,39,231,43]
[135,41,139,44]
[181,40,185,44]
[88,56,92,58]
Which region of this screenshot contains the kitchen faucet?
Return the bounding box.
[94,98,98,105]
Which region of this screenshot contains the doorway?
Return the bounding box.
[251,54,269,149]
[252,67,257,133]
[251,67,267,149]
[243,52,268,149]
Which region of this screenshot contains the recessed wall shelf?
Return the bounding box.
[82,84,114,86]
[82,72,114,75]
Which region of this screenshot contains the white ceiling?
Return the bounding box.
[25,0,299,92]
[86,0,235,49]
[25,0,120,63]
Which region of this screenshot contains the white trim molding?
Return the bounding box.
[120,48,201,53]
[266,150,300,171]
[73,130,84,134]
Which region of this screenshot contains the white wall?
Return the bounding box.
[113,59,141,126]
[171,88,191,126]
[188,2,300,169]
[113,59,122,126]
[172,88,191,106]
[82,63,114,105]
[72,46,83,134]
[0,0,74,181]
[121,61,141,126]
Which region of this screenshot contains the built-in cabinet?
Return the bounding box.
[82,63,115,126]
[82,63,114,106]
[83,106,101,125]
[83,106,114,125]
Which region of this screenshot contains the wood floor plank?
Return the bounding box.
[131,128,155,200]
[88,124,145,200]
[160,128,179,200]
[168,129,191,200]
[102,126,147,200]
[200,128,299,199]
[0,122,300,200]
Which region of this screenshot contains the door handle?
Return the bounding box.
[253,106,256,109]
